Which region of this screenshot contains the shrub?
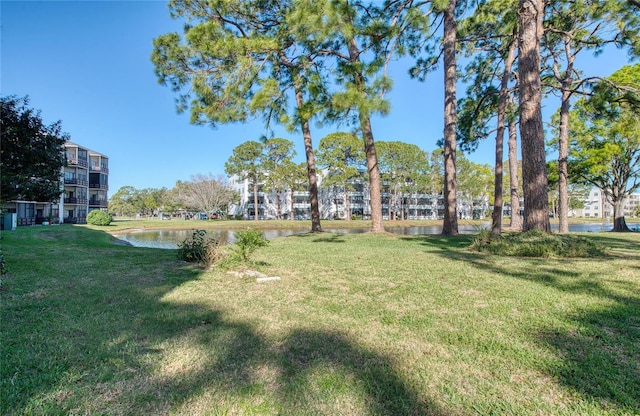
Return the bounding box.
[469,229,608,258]
[177,230,222,266]
[233,228,269,263]
[86,210,111,226]
[0,248,6,276]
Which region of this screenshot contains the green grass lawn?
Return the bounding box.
[1,224,639,415]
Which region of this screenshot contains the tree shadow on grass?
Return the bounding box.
[2,227,443,415]
[136,308,444,415]
[535,302,640,413]
[288,232,347,243]
[399,234,640,413]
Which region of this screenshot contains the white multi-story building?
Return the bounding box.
[3,141,108,226]
[62,141,109,223]
[580,188,639,218]
[228,171,487,221]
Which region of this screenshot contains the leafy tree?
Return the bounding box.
[261,138,296,219]
[547,161,590,218]
[568,64,640,232]
[316,132,365,221]
[299,0,394,232]
[1,95,67,203]
[456,156,493,219]
[109,186,138,217]
[225,141,264,221]
[152,0,326,232]
[543,0,640,233]
[279,161,308,220]
[457,0,519,233]
[403,0,471,234]
[377,141,430,221]
[181,173,237,218]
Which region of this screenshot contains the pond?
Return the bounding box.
[115,222,619,249]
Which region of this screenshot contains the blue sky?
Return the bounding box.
[1,1,635,196]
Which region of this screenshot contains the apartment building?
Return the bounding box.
[63,141,109,224]
[228,172,487,221]
[3,141,108,226]
[582,188,640,218]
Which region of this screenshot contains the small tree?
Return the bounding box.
[316,132,364,221]
[233,229,269,264]
[181,173,236,218]
[261,138,296,220]
[225,141,264,221]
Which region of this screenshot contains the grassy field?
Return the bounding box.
[1,224,639,415]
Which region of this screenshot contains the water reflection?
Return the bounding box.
[116,222,618,249]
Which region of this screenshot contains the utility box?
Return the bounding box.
[4,213,17,231]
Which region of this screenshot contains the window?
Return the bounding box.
[17,202,35,218]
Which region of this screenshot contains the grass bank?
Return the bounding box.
[101,217,457,233]
[1,225,639,415]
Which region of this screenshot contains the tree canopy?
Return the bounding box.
[1,96,67,203]
[568,64,640,232]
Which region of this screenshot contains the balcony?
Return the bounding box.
[67,158,88,168]
[65,197,88,205]
[89,198,108,208]
[64,178,88,186]
[90,165,109,174]
[89,183,109,190]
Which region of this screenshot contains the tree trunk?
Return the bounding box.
[295,84,322,232]
[393,182,398,221]
[276,190,282,220]
[253,179,259,222]
[518,0,550,232]
[442,0,459,236]
[360,113,385,232]
[557,88,571,233]
[492,120,504,234]
[346,37,384,233]
[290,189,295,221]
[508,108,522,230]
[612,198,631,232]
[491,36,517,235]
[344,182,351,221]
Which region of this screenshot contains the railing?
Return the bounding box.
[17,217,36,226]
[89,199,108,208]
[64,178,88,186]
[65,197,88,205]
[63,216,87,224]
[67,158,88,168]
[90,166,109,174]
[89,184,109,190]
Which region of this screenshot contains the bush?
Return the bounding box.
[0,248,6,276]
[86,210,112,226]
[177,230,222,266]
[233,228,269,263]
[469,229,608,258]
